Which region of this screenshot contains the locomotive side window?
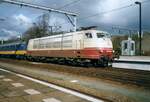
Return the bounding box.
[53,41,61,48]
[85,33,92,38]
[39,39,44,48]
[45,38,51,48]
[97,33,105,38]
[33,40,39,49]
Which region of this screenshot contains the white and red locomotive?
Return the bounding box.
[27,30,113,66]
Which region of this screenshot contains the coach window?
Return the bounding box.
[85,33,92,38]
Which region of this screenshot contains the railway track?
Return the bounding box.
[0,58,150,89]
[1,58,150,102]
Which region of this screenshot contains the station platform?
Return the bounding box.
[115,56,150,63]
[0,69,91,102]
[113,56,150,71]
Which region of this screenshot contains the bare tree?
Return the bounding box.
[23,13,50,42]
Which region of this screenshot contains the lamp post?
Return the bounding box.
[135,1,142,56]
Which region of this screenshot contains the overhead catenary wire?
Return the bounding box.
[0,0,78,32]
[142,0,150,4]
[78,4,134,20]
[0,5,24,32]
[1,0,150,33]
[57,0,81,9]
[1,0,150,23]
[4,5,22,19]
[78,0,150,21]
[2,0,77,16]
[58,18,150,33]
[0,9,31,29]
[57,2,135,28]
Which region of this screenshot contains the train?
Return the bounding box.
[0,30,113,67]
[0,42,27,58]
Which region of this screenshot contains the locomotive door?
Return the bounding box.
[76,34,83,58]
[76,34,83,49]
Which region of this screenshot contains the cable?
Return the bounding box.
[2,0,150,32]
[74,0,150,31]
[78,0,150,21]
[142,0,150,4]
[0,3,23,22]
[58,19,150,30]
[78,4,134,20]
[57,0,81,9]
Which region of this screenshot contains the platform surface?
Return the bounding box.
[0,70,89,102]
[116,56,150,62]
[113,56,150,71]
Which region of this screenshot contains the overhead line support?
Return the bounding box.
[2,0,77,16]
[2,0,78,31]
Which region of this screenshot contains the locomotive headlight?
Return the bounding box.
[99,49,104,53]
[99,50,101,53]
[97,48,103,53]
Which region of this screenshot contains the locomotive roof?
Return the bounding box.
[30,29,109,41]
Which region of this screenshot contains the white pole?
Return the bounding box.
[73,16,77,32]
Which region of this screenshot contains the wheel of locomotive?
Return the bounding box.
[103,60,109,67]
[91,60,99,67]
[108,62,112,67]
[57,58,65,65]
[101,60,112,67]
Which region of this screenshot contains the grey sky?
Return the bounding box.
[0,0,150,40]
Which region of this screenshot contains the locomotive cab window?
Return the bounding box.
[97,33,105,38]
[85,33,92,38]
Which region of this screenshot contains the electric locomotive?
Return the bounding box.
[27,30,113,66]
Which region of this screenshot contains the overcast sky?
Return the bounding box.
[0,0,150,40]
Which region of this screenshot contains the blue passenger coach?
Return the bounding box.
[0,42,27,57]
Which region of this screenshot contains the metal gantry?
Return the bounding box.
[1,0,78,31]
